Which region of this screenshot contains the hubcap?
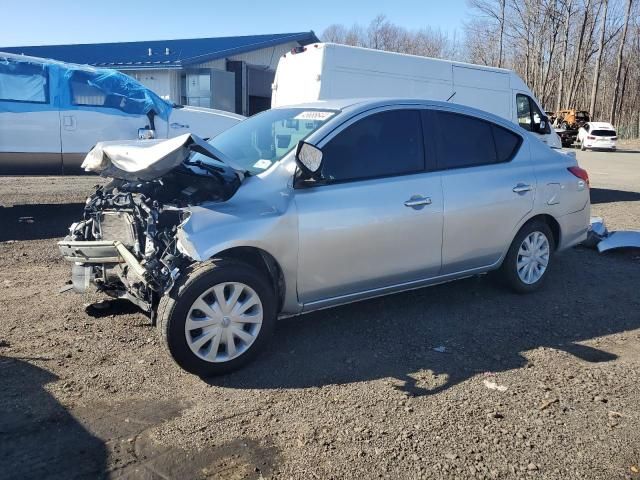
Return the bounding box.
[517,231,550,285]
[185,282,263,363]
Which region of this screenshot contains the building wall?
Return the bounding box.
[124,40,305,112]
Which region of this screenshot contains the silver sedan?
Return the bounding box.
[60,98,591,376]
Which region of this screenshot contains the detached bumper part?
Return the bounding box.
[58,239,148,283]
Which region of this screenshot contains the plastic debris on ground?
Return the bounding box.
[483,379,508,392]
[584,216,640,252]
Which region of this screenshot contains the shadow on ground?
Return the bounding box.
[590,188,640,204]
[0,356,107,479]
[209,247,640,396]
[0,203,85,242]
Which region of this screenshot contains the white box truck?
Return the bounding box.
[272,43,561,148]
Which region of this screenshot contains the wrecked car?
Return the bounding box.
[59,99,591,376]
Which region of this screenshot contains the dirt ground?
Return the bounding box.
[1,143,639,480]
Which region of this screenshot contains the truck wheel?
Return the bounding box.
[157,259,276,376]
[499,220,555,294]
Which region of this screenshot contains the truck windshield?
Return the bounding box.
[202,107,337,175]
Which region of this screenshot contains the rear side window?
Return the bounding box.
[320,109,425,183]
[591,129,616,137]
[434,111,521,169]
[0,59,48,103]
[492,125,522,161]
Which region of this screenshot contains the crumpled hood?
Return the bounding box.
[82,133,245,181]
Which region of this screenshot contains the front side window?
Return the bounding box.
[434,111,521,169]
[203,107,336,175]
[516,94,532,131]
[0,58,48,103]
[320,109,425,183]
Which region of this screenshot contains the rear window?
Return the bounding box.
[591,129,616,137]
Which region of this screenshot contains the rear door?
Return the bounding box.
[60,70,151,173]
[295,107,443,306]
[0,57,62,174]
[432,109,535,274]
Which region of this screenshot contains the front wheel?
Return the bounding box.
[499,221,555,294]
[157,259,276,376]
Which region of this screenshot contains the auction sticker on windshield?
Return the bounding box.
[253,159,272,170]
[294,111,335,121]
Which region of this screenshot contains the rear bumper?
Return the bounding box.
[584,140,617,149]
[557,204,590,250]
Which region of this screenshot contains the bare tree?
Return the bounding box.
[589,0,609,117]
[609,0,634,123]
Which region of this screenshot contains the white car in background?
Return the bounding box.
[0,52,243,174]
[577,122,618,151]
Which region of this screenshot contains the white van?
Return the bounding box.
[0,53,243,174]
[272,43,561,148]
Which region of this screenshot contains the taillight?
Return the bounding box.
[568,166,589,187]
[587,135,595,140]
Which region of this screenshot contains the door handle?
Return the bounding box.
[512,184,532,194]
[404,195,432,208]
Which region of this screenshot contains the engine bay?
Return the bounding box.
[62,163,241,312]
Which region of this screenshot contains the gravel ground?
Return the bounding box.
[1,144,639,480]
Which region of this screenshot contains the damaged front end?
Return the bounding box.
[58,134,242,315]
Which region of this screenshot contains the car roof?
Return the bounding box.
[588,121,615,129]
[277,97,519,132]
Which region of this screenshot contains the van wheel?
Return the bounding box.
[499,221,555,294]
[157,259,276,376]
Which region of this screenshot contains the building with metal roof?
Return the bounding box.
[1,32,318,115]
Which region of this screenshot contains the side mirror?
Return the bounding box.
[295,141,323,178]
[138,127,156,140]
[536,116,551,134]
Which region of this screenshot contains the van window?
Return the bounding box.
[0,59,48,103]
[516,94,532,131]
[434,111,521,169]
[517,93,547,133]
[320,110,425,183]
[69,71,130,109]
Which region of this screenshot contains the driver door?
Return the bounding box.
[294,107,443,307]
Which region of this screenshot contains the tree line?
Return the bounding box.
[322,1,639,138]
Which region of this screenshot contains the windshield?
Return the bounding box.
[194,107,337,175]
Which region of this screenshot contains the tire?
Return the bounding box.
[499,220,555,294]
[157,259,276,376]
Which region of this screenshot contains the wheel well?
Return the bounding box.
[213,247,285,312]
[526,214,561,249]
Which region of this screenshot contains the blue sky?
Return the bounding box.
[2,0,468,46]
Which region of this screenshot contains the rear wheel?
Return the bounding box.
[157,259,276,376]
[499,221,555,293]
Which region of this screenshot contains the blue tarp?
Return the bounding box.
[0,53,172,120]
